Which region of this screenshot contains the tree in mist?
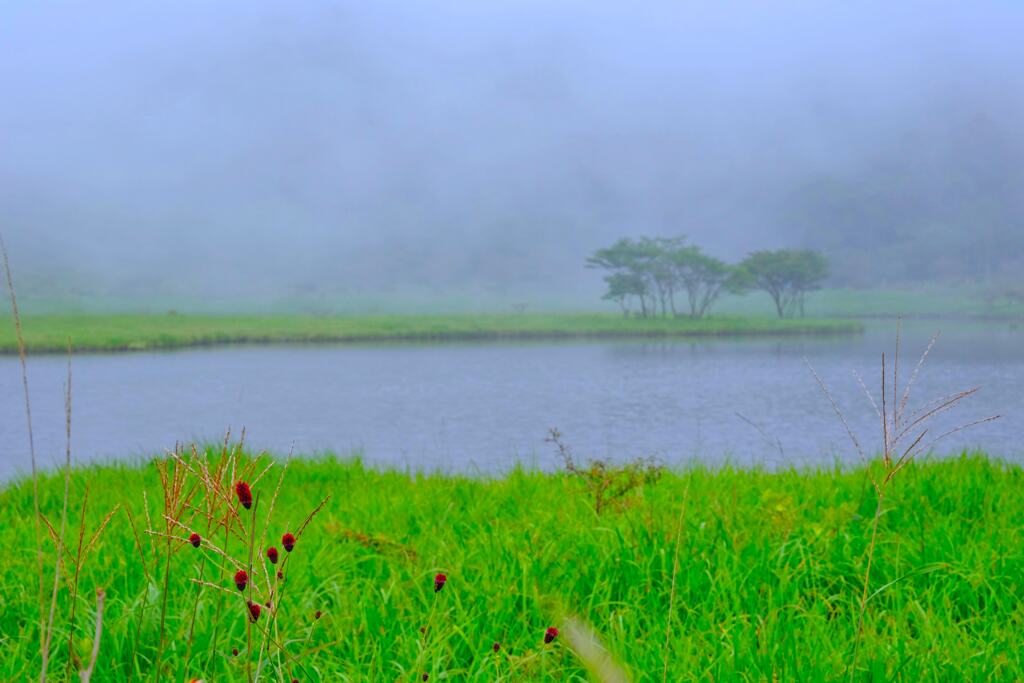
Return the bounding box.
[601,271,649,316]
[739,249,829,318]
[587,238,657,317]
[670,246,747,319]
[588,237,742,319]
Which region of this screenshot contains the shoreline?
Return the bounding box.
[0,313,863,354]
[2,447,1010,487]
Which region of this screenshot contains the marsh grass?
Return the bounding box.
[3,453,1023,680]
[807,322,1000,679]
[0,313,862,354]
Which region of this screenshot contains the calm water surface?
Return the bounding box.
[2,322,1021,478]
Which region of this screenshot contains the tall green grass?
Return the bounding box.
[1,452,1021,681]
[0,314,861,354]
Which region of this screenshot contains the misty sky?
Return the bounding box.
[2,1,1022,309]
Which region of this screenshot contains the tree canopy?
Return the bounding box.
[587,237,749,319]
[588,240,828,318]
[738,249,829,318]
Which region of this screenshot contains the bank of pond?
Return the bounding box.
[0,313,861,354]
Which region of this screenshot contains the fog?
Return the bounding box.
[2,1,1022,311]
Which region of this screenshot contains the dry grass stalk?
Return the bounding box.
[41,340,74,682]
[547,428,662,515]
[152,444,203,681]
[1,235,47,669]
[200,436,246,670]
[806,321,1000,679]
[38,515,74,589]
[64,486,90,678]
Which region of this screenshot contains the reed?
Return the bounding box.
[807,321,1000,679]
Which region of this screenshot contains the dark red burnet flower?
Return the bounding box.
[232,647,239,656]
[544,626,558,644]
[235,481,253,509]
[315,610,322,620]
[282,532,296,552]
[492,642,501,652]
[433,573,447,593]
[277,570,284,580]
[266,546,279,564]
[422,674,429,681]
[188,532,201,548]
[247,600,261,623]
[234,569,248,591]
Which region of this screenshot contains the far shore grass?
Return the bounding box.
[0,313,862,354]
[1,452,1021,680]
[15,285,1024,320]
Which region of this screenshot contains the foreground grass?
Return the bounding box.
[0,313,861,353]
[1,453,1022,681]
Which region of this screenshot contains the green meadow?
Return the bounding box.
[1,452,1021,681]
[0,313,861,354]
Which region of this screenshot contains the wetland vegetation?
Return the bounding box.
[2,451,1021,681]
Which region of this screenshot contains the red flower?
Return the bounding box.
[315,610,322,620]
[434,573,447,593]
[282,532,296,552]
[188,532,201,548]
[422,674,429,681]
[266,547,279,564]
[492,642,501,652]
[232,647,239,656]
[277,570,284,580]
[235,481,253,509]
[544,626,558,644]
[234,569,248,591]
[247,600,261,622]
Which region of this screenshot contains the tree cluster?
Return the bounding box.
[587,237,828,319]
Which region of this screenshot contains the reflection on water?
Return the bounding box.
[1,321,1020,478]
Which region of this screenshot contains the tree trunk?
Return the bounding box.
[772,293,785,318]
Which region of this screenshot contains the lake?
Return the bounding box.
[1,321,1020,478]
